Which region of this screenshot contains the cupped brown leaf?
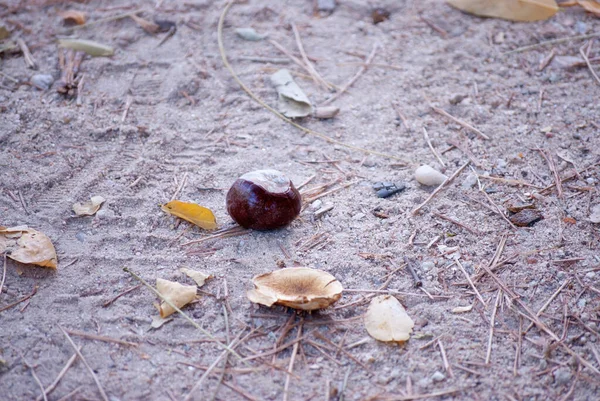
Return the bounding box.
[0,226,57,269]
[59,10,86,25]
[247,267,343,310]
[364,295,414,342]
[447,0,558,22]
[73,195,105,216]
[154,278,197,318]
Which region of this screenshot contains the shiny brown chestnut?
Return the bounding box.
[226,169,302,230]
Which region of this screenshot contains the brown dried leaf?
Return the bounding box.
[364,295,414,342]
[73,195,105,216]
[59,10,86,25]
[509,209,544,227]
[155,278,197,318]
[447,0,558,21]
[180,268,212,287]
[130,14,160,34]
[0,226,57,269]
[577,0,600,16]
[247,267,343,310]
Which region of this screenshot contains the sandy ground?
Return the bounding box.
[1,0,600,400]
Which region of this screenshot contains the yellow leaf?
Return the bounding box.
[447,0,558,22]
[160,200,217,230]
[0,226,57,269]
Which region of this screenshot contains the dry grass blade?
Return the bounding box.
[486,290,501,364]
[14,348,47,401]
[455,258,486,307]
[58,325,109,401]
[0,254,6,299]
[580,42,600,86]
[283,321,303,401]
[291,23,331,90]
[423,127,445,167]
[430,105,489,140]
[35,349,79,401]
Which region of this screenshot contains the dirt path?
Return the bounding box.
[1,1,599,400]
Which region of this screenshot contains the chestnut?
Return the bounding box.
[226,169,302,230]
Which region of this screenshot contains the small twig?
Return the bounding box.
[16,38,37,69]
[537,149,563,198]
[123,267,241,359]
[209,305,231,401]
[0,285,38,313]
[65,329,138,347]
[455,258,486,307]
[513,316,522,376]
[485,290,501,364]
[503,32,600,55]
[524,279,570,334]
[419,15,448,38]
[170,172,188,201]
[403,257,422,287]
[283,320,303,401]
[437,339,454,378]
[392,103,410,131]
[423,128,445,167]
[430,105,489,140]
[379,388,460,401]
[35,349,79,401]
[480,190,518,229]
[320,43,378,106]
[0,254,6,298]
[432,212,480,235]
[291,23,331,90]
[339,367,352,401]
[181,226,248,246]
[58,325,109,401]
[55,386,82,401]
[121,96,133,122]
[102,284,142,307]
[412,162,470,214]
[18,190,30,215]
[580,41,600,86]
[14,348,47,401]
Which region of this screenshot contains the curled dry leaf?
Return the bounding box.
[0,226,57,268]
[180,268,212,287]
[155,278,197,318]
[130,14,160,34]
[447,0,558,22]
[247,267,343,310]
[73,195,105,216]
[59,10,86,25]
[270,69,313,118]
[161,200,217,230]
[576,0,600,16]
[364,295,414,342]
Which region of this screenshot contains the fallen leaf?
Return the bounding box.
[150,315,172,329]
[447,0,558,22]
[562,217,577,225]
[73,195,105,216]
[180,268,212,287]
[58,38,114,57]
[235,27,268,41]
[509,209,544,227]
[0,226,57,268]
[0,26,10,40]
[247,267,343,310]
[452,304,474,313]
[161,200,217,230]
[364,295,414,342]
[59,10,86,25]
[270,69,313,118]
[154,278,197,318]
[130,14,160,34]
[577,0,600,16]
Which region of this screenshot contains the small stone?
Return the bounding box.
[31,74,54,90]
[585,272,596,279]
[589,205,600,223]
[317,0,336,12]
[421,261,435,271]
[577,298,587,309]
[310,200,323,210]
[75,232,86,242]
[431,371,445,382]
[575,21,587,34]
[449,93,467,105]
[493,31,505,44]
[509,209,543,227]
[415,165,447,186]
[553,368,572,386]
[235,28,267,41]
[371,8,390,24]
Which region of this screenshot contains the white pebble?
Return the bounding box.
[431,371,446,382]
[415,165,447,186]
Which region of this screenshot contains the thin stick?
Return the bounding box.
[65,329,138,347]
[304,180,360,203]
[58,325,109,401]
[423,128,445,167]
[403,257,422,287]
[381,388,460,401]
[412,162,470,214]
[14,348,47,401]
[392,103,410,131]
[503,32,600,55]
[35,350,79,401]
[455,258,486,307]
[513,316,522,376]
[432,212,480,235]
[437,339,454,378]
[320,43,378,106]
[480,190,518,229]
[209,305,231,401]
[102,284,142,307]
[55,386,82,401]
[16,38,38,69]
[538,149,563,198]
[218,7,403,162]
[283,321,303,401]
[181,226,248,246]
[485,290,501,364]
[123,267,241,359]
[524,279,570,334]
[0,254,6,298]
[170,172,188,201]
[291,23,331,90]
[580,42,600,86]
[0,285,38,313]
[430,105,489,140]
